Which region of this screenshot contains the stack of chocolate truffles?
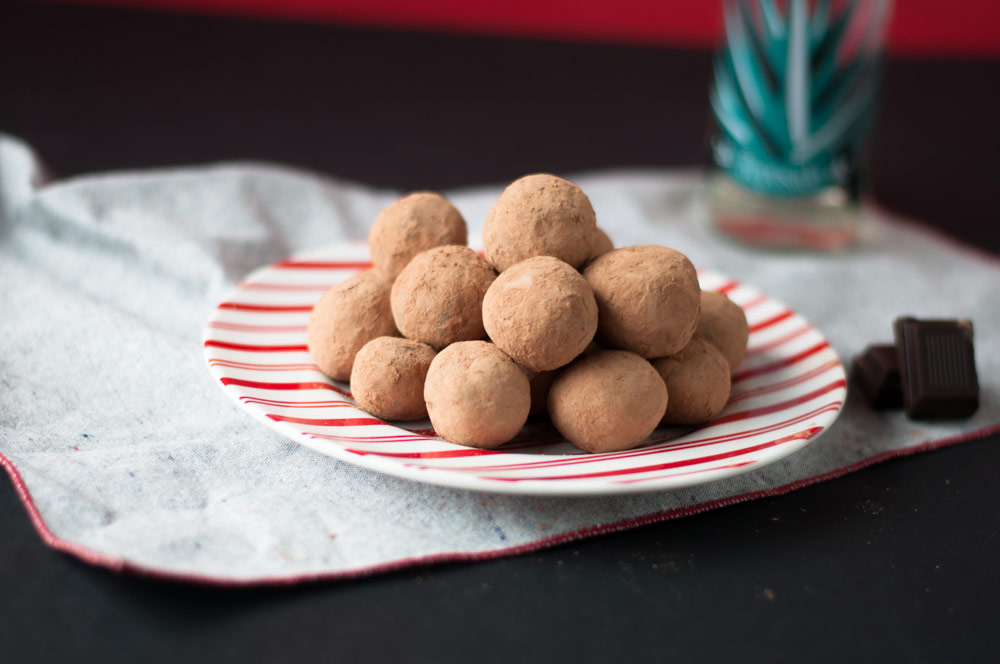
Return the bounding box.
[306,174,751,454]
[852,317,979,419]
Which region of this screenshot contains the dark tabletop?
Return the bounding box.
[2,3,999,662]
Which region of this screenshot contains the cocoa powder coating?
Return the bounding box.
[306,270,397,381]
[697,290,749,372]
[483,174,597,272]
[391,245,496,350]
[423,341,530,448]
[583,245,700,359]
[482,256,598,372]
[350,336,436,421]
[548,350,668,453]
[368,192,468,279]
[652,338,731,425]
[589,226,614,261]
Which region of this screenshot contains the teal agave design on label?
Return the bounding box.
[711,0,888,197]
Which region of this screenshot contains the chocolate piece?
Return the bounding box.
[893,317,979,419]
[483,174,596,273]
[482,255,598,372]
[583,245,700,359]
[548,350,667,453]
[652,338,731,425]
[851,345,903,409]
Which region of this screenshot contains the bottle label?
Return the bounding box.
[711,0,885,197]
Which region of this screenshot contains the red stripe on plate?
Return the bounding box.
[740,294,769,310]
[241,399,353,409]
[350,448,499,459]
[220,377,338,391]
[239,283,334,291]
[614,459,756,484]
[208,322,309,332]
[715,281,738,294]
[312,434,432,443]
[745,325,813,356]
[211,365,320,374]
[709,380,845,426]
[274,259,372,270]
[404,428,438,437]
[748,310,794,332]
[208,360,320,371]
[477,427,823,482]
[729,359,841,403]
[644,403,840,453]
[732,341,831,383]
[239,396,349,405]
[205,340,309,352]
[268,414,384,427]
[218,302,314,312]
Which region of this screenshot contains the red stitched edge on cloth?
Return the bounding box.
[3,421,1000,587]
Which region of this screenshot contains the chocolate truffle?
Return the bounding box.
[528,369,559,416]
[307,270,398,381]
[589,227,614,261]
[368,192,468,279]
[548,350,668,453]
[391,245,496,350]
[350,336,436,421]
[424,341,531,448]
[583,245,700,359]
[483,174,597,272]
[697,290,749,372]
[652,338,731,425]
[482,256,598,372]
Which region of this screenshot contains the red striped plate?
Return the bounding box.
[203,244,846,495]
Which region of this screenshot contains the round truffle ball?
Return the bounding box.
[528,369,559,416]
[651,338,731,425]
[424,341,530,448]
[483,174,597,272]
[368,192,468,279]
[583,245,700,359]
[307,270,397,381]
[589,226,614,261]
[697,290,749,372]
[548,350,668,453]
[482,256,598,372]
[391,245,496,350]
[350,337,436,421]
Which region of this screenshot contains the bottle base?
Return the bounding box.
[707,175,859,252]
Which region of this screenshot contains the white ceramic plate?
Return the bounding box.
[203,244,846,496]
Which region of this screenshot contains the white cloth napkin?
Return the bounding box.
[1,133,997,584]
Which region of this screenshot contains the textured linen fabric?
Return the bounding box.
[1,133,997,584]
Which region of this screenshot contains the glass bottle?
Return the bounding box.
[707,0,892,250]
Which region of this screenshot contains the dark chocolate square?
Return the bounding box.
[893,317,979,419]
[851,345,903,409]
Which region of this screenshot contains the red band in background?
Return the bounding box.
[53,0,1000,57]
